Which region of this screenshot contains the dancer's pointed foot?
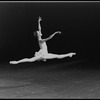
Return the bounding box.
[69,53,76,57]
[9,61,18,64]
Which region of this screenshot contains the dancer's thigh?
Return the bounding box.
[43,53,58,59]
[30,55,42,61]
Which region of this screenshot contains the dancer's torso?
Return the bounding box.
[38,40,48,54]
[35,40,48,61]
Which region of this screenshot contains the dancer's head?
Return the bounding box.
[33,31,42,38]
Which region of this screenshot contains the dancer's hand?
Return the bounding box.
[38,16,42,21]
[58,31,61,34]
[55,31,61,35]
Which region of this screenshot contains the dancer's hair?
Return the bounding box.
[33,31,38,37]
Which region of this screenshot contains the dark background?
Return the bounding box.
[0,2,100,98]
[0,2,100,63]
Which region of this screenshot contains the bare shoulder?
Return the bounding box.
[39,39,46,43]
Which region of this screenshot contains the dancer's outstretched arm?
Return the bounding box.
[42,31,61,42]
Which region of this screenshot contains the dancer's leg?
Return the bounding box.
[9,55,42,64]
[43,52,76,59]
[57,52,76,58]
[9,53,76,64]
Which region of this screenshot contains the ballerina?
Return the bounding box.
[10,16,76,64]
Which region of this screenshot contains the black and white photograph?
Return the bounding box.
[0,1,100,98]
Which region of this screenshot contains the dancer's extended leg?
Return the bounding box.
[10,53,76,64]
[43,52,76,59]
[10,55,42,64]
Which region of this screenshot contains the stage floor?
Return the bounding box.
[0,59,99,98]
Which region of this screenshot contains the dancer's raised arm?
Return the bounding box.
[38,16,42,33]
[41,31,61,42]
